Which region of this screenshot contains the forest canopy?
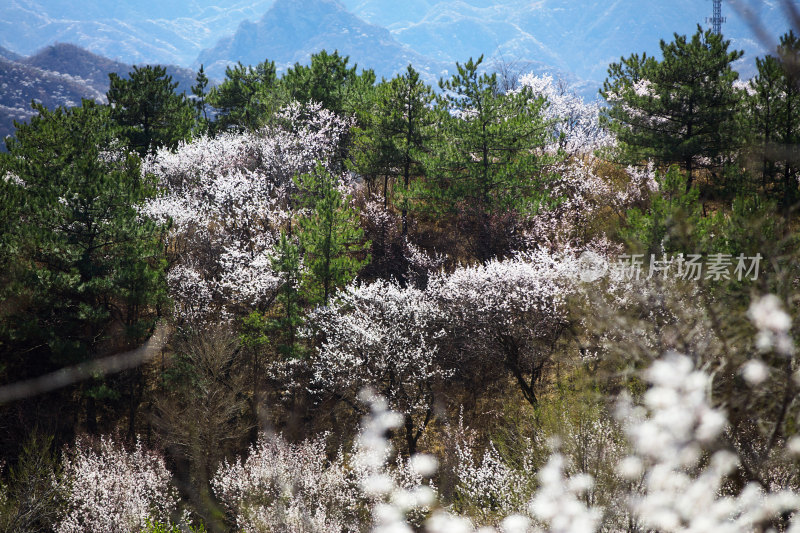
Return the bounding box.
[1,19,800,533]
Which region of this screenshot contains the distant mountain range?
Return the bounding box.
[337,0,794,83]
[1,0,274,66]
[0,43,196,146]
[0,0,796,125]
[196,0,448,83]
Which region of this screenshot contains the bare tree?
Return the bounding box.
[489,55,533,93]
[0,433,64,533]
[153,326,251,531]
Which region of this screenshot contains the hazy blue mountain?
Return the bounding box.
[18,44,197,94]
[0,0,795,98]
[21,44,140,92]
[196,0,448,83]
[0,47,23,62]
[0,55,103,145]
[0,0,274,66]
[339,0,795,85]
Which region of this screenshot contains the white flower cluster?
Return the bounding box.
[309,250,582,421]
[309,279,448,419]
[454,437,530,520]
[623,161,660,201]
[428,350,800,533]
[617,351,800,533]
[211,393,443,533]
[212,433,363,533]
[354,391,438,533]
[427,249,578,330]
[523,158,631,250]
[528,454,602,533]
[142,101,352,320]
[516,74,614,154]
[603,78,665,123]
[353,390,599,533]
[57,437,178,533]
[632,79,656,99]
[748,294,795,356]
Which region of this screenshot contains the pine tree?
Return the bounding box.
[267,232,304,358]
[207,59,281,132]
[601,26,744,190]
[283,50,376,116]
[295,164,369,306]
[0,100,167,433]
[191,64,210,134]
[417,56,559,260]
[350,65,435,235]
[107,65,194,157]
[745,31,800,211]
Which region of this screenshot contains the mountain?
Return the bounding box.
[0,46,23,62]
[20,43,137,92]
[20,44,198,94]
[1,0,795,99]
[0,0,274,66]
[339,0,794,87]
[0,56,103,144]
[196,0,447,82]
[0,43,198,147]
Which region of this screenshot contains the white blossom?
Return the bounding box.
[618,352,800,533]
[748,295,794,356]
[528,454,601,533]
[212,433,363,533]
[142,101,352,320]
[57,436,178,533]
[309,279,449,430]
[741,359,770,386]
[516,74,614,154]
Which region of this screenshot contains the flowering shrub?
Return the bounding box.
[141,520,205,532]
[614,352,800,532]
[454,437,530,521]
[351,390,438,533]
[516,74,614,155]
[57,437,178,533]
[142,101,353,320]
[339,293,800,533]
[522,159,615,250]
[428,250,581,406]
[357,196,444,287]
[308,279,448,454]
[212,433,366,533]
[176,289,799,533]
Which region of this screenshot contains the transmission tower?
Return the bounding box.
[706,0,726,35]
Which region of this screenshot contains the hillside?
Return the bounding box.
[0,56,104,144]
[21,44,198,94]
[0,43,197,147]
[1,2,800,531]
[196,0,447,83]
[0,46,23,62]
